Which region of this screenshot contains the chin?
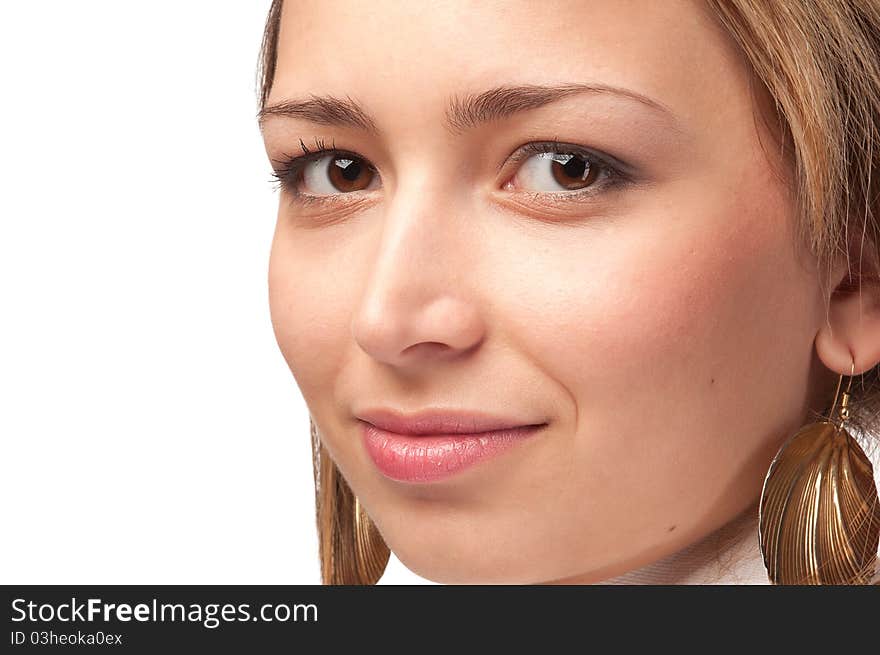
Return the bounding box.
[386,532,562,585]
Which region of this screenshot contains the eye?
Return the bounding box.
[270,137,380,205]
[300,153,379,195]
[503,141,627,200]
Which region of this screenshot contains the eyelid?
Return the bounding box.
[270,147,376,183]
[501,139,631,178]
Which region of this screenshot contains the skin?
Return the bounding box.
[260,0,880,583]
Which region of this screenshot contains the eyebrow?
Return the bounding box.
[257,83,683,136]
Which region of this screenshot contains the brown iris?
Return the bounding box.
[327,156,375,192]
[549,153,599,190]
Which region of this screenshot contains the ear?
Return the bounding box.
[814,250,880,376]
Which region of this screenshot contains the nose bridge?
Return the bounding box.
[351,173,484,363]
[360,176,461,319]
[374,177,453,296]
[360,123,466,299]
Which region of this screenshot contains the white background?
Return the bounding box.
[0,2,431,585]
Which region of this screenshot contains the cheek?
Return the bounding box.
[508,209,776,404]
[267,221,353,409]
[501,180,811,502]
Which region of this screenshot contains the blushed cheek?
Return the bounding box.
[524,181,802,450]
[600,228,748,375]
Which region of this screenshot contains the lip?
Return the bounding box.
[356,408,548,483]
[355,407,545,435]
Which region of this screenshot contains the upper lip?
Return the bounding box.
[355,407,547,436]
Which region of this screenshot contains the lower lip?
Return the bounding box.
[360,421,545,483]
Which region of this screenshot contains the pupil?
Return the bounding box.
[338,159,362,182]
[562,156,587,181]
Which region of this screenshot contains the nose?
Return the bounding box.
[350,185,486,368]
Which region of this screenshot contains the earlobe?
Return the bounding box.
[814,262,880,375]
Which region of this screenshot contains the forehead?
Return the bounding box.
[269,0,755,141]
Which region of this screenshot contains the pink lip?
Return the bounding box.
[360,420,547,483]
[355,407,544,435]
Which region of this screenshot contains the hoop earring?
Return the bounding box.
[758,359,880,584]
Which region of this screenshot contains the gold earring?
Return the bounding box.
[352,494,390,584]
[758,359,880,584]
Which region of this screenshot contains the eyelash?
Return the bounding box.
[269,136,630,210]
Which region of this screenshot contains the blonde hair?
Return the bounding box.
[257,0,880,584]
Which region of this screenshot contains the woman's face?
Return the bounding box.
[261,0,836,583]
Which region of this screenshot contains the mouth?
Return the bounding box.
[356,408,548,483]
[354,407,547,435]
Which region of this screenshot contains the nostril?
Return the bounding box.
[402,342,451,356]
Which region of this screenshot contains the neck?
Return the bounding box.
[597,501,768,585]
